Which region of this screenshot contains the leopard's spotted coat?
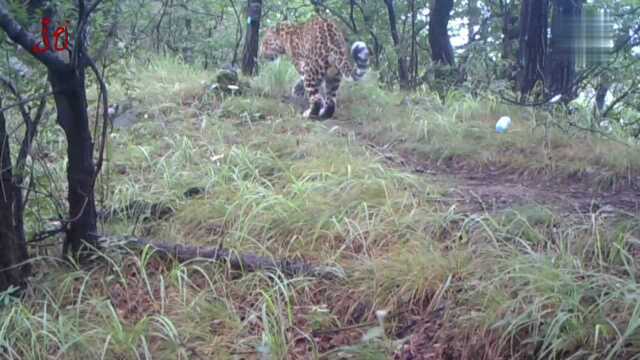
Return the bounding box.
[260,17,369,119]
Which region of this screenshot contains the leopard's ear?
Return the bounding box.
[274,21,294,32]
[263,28,275,37]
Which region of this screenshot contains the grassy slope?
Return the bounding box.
[1,57,639,359]
[339,78,640,191]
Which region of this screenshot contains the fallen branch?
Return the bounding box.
[99,235,344,280]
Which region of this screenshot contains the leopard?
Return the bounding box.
[259,17,370,119]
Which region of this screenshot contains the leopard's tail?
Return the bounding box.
[351,41,370,80]
[340,41,369,81]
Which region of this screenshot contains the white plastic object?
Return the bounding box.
[496,116,512,134]
[549,94,562,103]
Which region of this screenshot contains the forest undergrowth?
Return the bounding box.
[1,57,639,359]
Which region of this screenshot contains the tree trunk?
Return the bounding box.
[468,0,480,44]
[349,0,358,33]
[48,67,98,256]
[155,0,169,54]
[383,0,410,89]
[1,2,100,259]
[545,0,583,101]
[517,0,549,96]
[0,102,30,291]
[183,17,193,64]
[369,32,383,68]
[501,3,518,60]
[409,0,418,87]
[429,0,455,66]
[241,0,262,76]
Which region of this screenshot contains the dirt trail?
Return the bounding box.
[322,118,640,216]
[281,94,639,216]
[279,99,639,358]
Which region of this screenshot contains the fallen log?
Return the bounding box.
[98,235,344,280]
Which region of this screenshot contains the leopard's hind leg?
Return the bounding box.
[302,66,324,119]
[319,73,341,119]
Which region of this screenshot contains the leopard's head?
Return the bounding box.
[259,24,291,61]
[259,29,285,61]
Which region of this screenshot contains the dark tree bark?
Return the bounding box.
[204,25,213,69]
[349,0,358,33]
[227,0,244,66]
[0,0,54,291]
[183,17,193,64]
[0,76,46,264]
[517,0,549,96]
[545,0,583,101]
[241,0,262,76]
[429,0,455,66]
[0,3,100,257]
[595,81,610,113]
[154,0,170,54]
[468,0,480,44]
[369,31,383,68]
[48,67,99,255]
[0,102,30,291]
[500,1,519,60]
[383,0,410,89]
[409,0,418,87]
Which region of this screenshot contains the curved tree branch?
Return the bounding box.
[0,4,70,71]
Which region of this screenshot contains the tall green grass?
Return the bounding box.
[251,58,300,99]
[4,56,639,360]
